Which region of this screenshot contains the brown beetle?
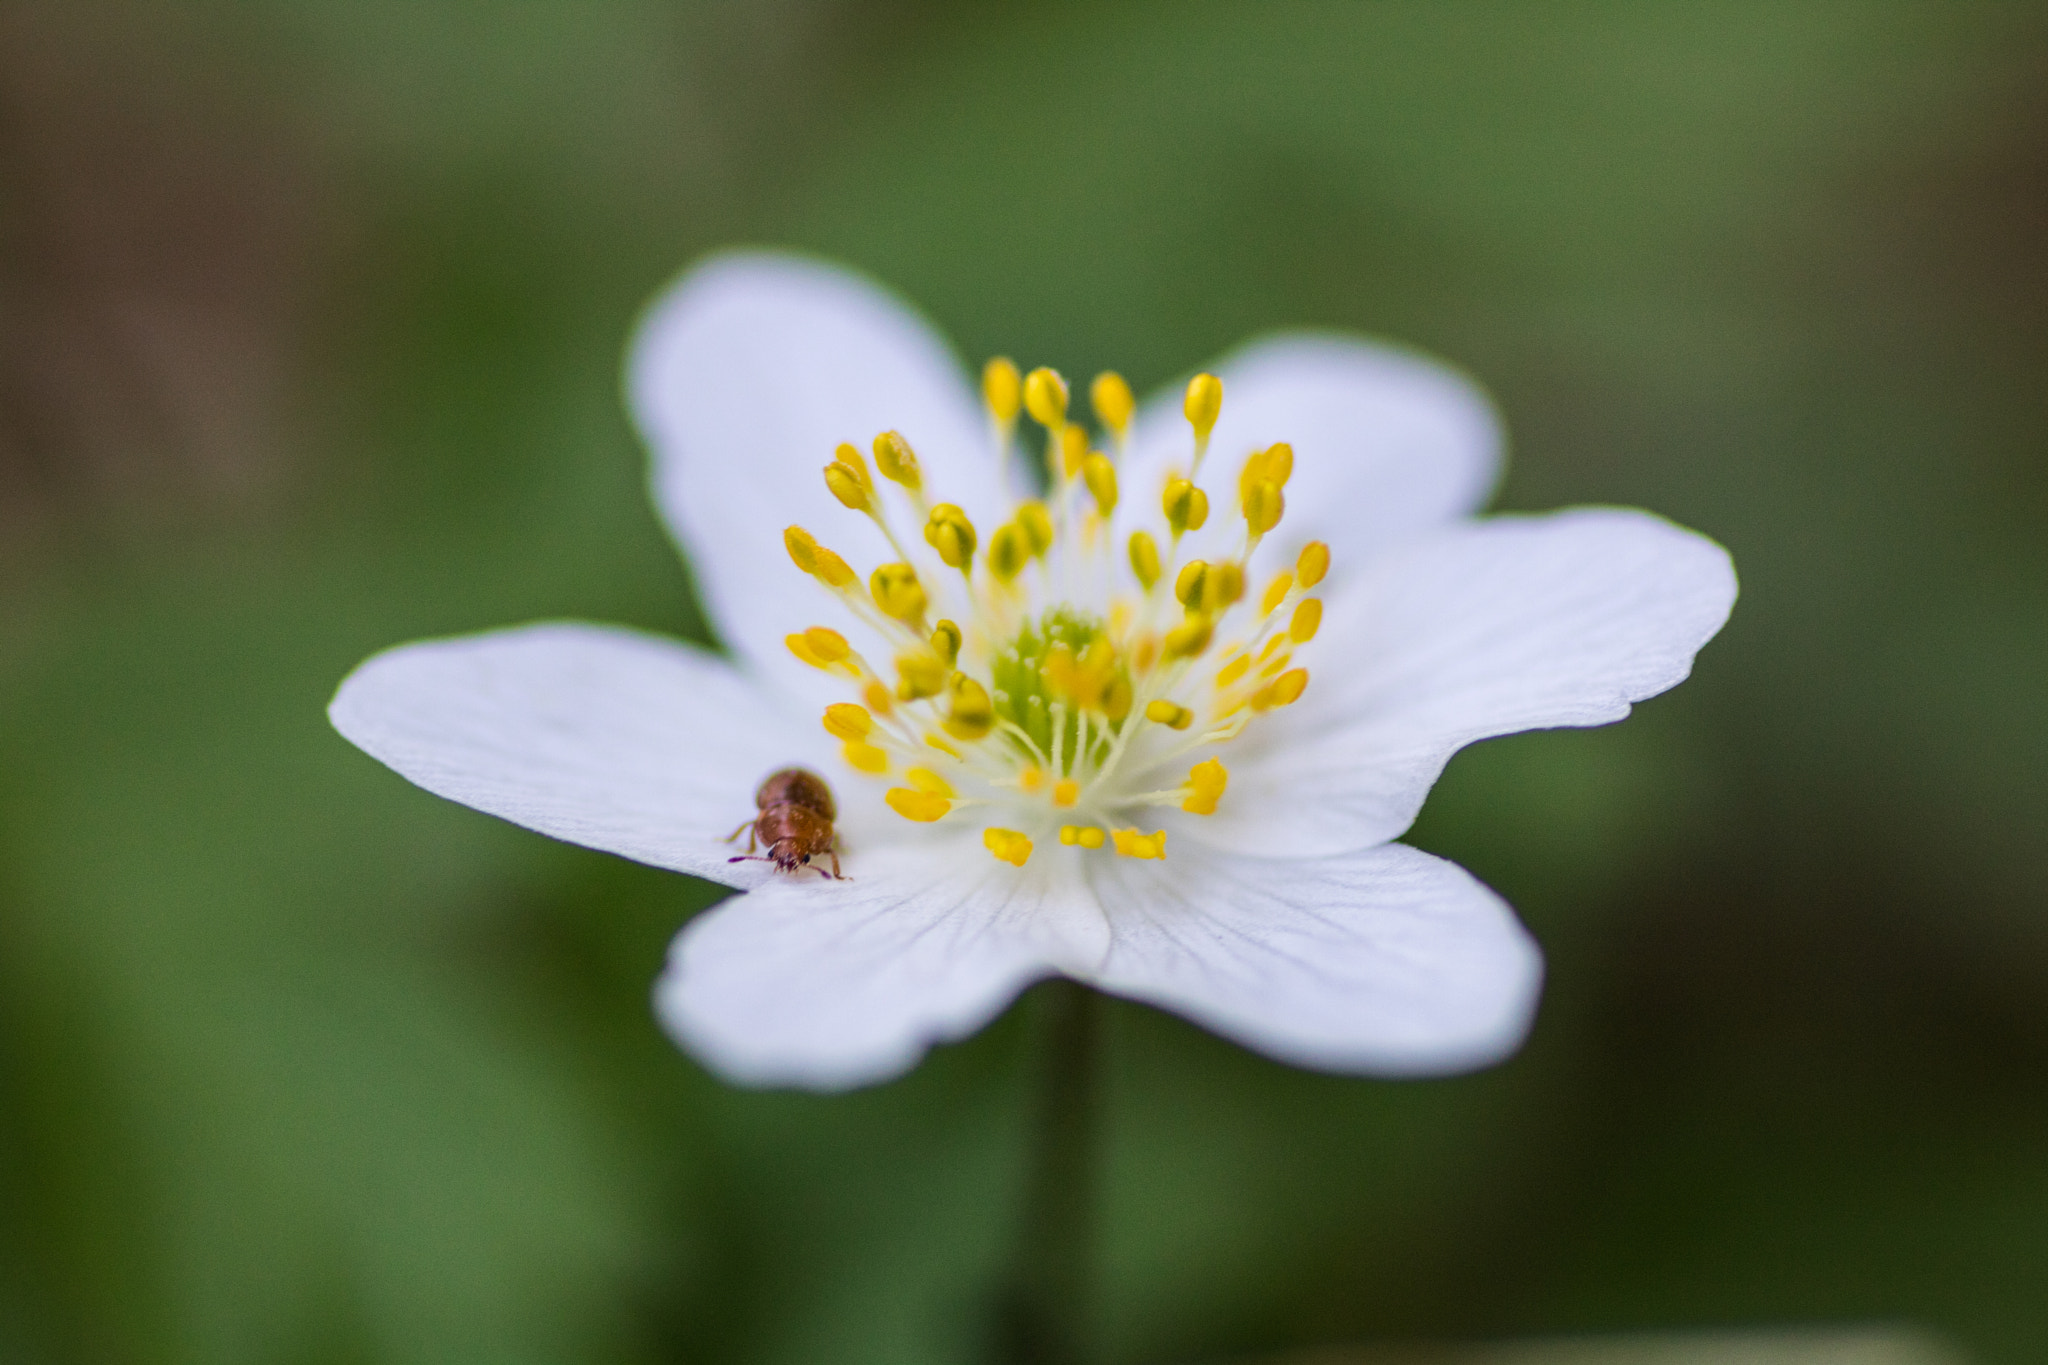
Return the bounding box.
[725,767,845,879]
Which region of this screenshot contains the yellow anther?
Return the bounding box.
[1253,667,1310,711]
[1238,442,1294,500]
[1182,757,1228,815]
[905,766,955,798]
[812,548,856,588]
[1016,501,1054,556]
[822,702,872,741]
[842,740,890,774]
[983,357,1022,425]
[1215,654,1250,688]
[1023,367,1068,428]
[802,626,850,662]
[1056,422,1088,479]
[870,562,927,623]
[1261,648,1293,677]
[1258,632,1289,662]
[924,503,978,570]
[925,732,962,758]
[1145,698,1193,730]
[1201,561,1244,613]
[1260,571,1294,616]
[862,680,895,715]
[1296,540,1330,589]
[930,619,962,664]
[943,672,995,741]
[1020,765,1046,794]
[1243,478,1284,536]
[1163,477,1210,535]
[1183,373,1222,439]
[1112,828,1168,860]
[1163,616,1214,660]
[1128,530,1162,590]
[1175,560,1208,610]
[1081,453,1118,517]
[1289,597,1322,643]
[885,788,950,822]
[1090,371,1135,436]
[1132,631,1160,674]
[988,523,1029,581]
[1052,779,1080,807]
[896,649,947,700]
[834,440,870,475]
[1102,673,1133,723]
[1059,824,1107,849]
[983,827,1033,867]
[1058,825,1080,845]
[784,525,820,575]
[824,461,871,511]
[786,634,828,669]
[872,430,922,491]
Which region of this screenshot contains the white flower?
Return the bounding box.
[329,252,1736,1091]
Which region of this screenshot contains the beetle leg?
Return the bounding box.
[722,819,752,845]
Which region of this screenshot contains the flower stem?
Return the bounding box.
[989,977,1100,1365]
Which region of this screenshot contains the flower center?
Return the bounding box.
[779,362,1328,868]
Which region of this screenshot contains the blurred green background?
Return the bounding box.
[2,2,2045,1362]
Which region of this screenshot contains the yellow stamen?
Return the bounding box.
[1215,654,1250,688]
[944,672,995,741]
[1024,367,1068,428]
[924,503,977,570]
[1020,765,1046,794]
[1163,616,1213,660]
[1052,778,1080,807]
[930,619,962,664]
[1163,478,1209,535]
[1059,824,1107,849]
[870,562,927,623]
[1182,757,1228,815]
[905,767,955,798]
[1091,371,1134,437]
[822,702,871,741]
[896,649,947,700]
[802,626,850,662]
[1258,632,1289,662]
[812,547,856,588]
[862,680,895,715]
[983,357,1022,425]
[1145,698,1193,730]
[1056,423,1088,479]
[1201,561,1244,612]
[989,523,1029,581]
[1296,540,1330,589]
[872,430,922,491]
[983,827,1033,867]
[824,459,871,512]
[1243,478,1284,535]
[1112,828,1168,860]
[1260,571,1293,616]
[1082,453,1118,516]
[1128,530,1162,590]
[1289,598,1322,643]
[1253,667,1309,710]
[1183,373,1222,439]
[786,634,829,669]
[784,525,820,575]
[842,740,889,774]
[885,788,950,822]
[1016,501,1054,556]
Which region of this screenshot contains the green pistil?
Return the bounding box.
[991,607,1119,774]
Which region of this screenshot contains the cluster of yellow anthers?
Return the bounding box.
[782,360,1327,869]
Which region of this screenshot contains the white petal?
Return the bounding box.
[627,252,1003,707]
[658,835,1109,1089]
[1088,843,1541,1075]
[1180,507,1736,857]
[330,623,824,886]
[1120,333,1502,585]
